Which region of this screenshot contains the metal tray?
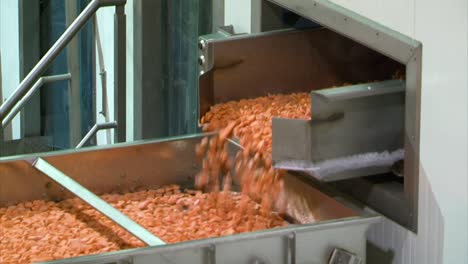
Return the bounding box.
[0,134,380,263]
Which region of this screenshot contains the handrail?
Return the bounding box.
[2,74,71,129]
[76,121,118,148]
[0,0,126,126]
[31,157,165,246]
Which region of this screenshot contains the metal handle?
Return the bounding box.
[0,0,126,130]
[31,157,165,246]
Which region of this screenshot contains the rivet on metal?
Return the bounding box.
[198,39,207,50]
[198,56,206,66]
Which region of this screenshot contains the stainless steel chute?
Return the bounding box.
[0,135,379,264]
[197,0,421,232]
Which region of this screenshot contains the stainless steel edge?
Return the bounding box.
[312,80,405,102]
[40,215,380,264]
[0,133,208,163]
[265,0,421,64]
[31,157,165,246]
[402,44,422,232]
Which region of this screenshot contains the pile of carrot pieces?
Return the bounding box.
[0,186,285,263]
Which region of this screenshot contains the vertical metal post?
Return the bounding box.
[133,0,167,140]
[19,0,41,138]
[114,5,126,143]
[66,1,82,147]
[0,50,3,142]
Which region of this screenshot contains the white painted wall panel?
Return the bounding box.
[330,0,414,36]
[0,0,21,140]
[413,1,468,263]
[367,167,444,264]
[225,0,254,33]
[327,0,468,263]
[95,1,134,145]
[95,7,115,145]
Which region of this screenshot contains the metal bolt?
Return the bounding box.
[198,39,207,50]
[198,56,206,66]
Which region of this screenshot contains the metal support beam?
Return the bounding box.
[66,0,82,147]
[76,121,118,148]
[133,0,167,140]
[31,157,165,246]
[114,5,127,143]
[19,0,41,137]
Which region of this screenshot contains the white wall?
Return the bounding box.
[94,0,134,145]
[327,0,467,263]
[225,0,262,33]
[0,0,21,140]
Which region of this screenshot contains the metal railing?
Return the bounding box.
[2,73,71,128]
[76,121,118,148]
[0,0,127,143]
[0,0,165,247]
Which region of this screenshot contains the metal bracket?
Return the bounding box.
[329,248,362,264]
[76,121,118,148]
[206,244,216,264]
[287,232,296,264]
[30,157,165,246]
[273,80,405,181]
[198,26,237,77]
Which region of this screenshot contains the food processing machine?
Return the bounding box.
[199,0,421,232]
[0,0,421,263]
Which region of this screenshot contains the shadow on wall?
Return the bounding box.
[366,165,444,264]
[367,241,394,264]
